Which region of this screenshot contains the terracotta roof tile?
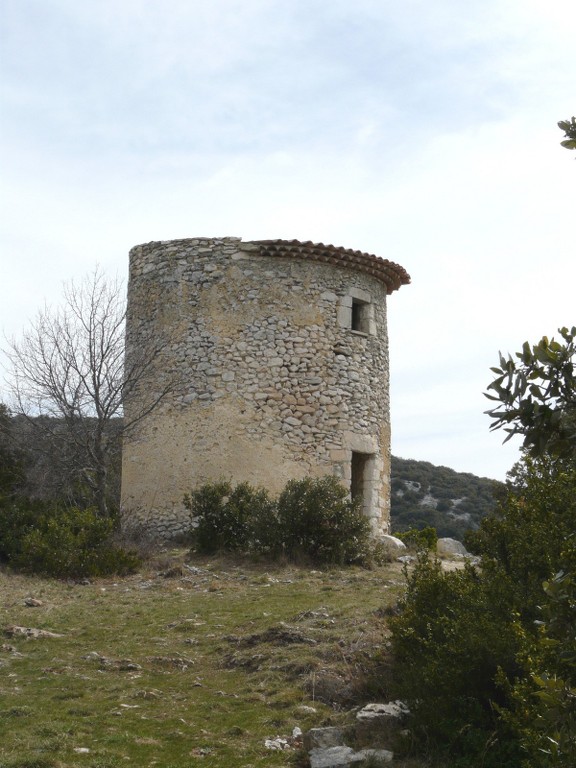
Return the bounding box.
[253,239,410,294]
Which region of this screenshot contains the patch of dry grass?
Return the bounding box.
[0,552,415,768]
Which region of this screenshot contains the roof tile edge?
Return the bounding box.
[252,239,410,294]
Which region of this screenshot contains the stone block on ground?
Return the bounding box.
[309,746,393,767]
[355,700,410,748]
[304,726,345,751]
[309,746,357,768]
[356,748,394,764]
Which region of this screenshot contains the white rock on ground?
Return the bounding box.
[309,746,393,767]
[356,700,410,721]
[436,537,469,558]
[380,534,407,552]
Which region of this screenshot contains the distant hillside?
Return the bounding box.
[390,456,504,540]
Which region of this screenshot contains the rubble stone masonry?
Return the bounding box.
[121,237,410,540]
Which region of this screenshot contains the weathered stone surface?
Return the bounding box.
[355,748,393,764]
[264,736,290,751]
[304,726,345,750]
[309,746,356,768]
[437,537,469,558]
[380,534,406,552]
[121,237,409,539]
[309,746,393,767]
[356,700,410,721]
[355,700,410,749]
[295,704,318,715]
[4,625,63,639]
[24,597,43,607]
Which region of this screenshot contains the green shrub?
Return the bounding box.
[1,502,140,578]
[18,508,140,578]
[389,552,524,766]
[502,538,576,768]
[0,497,49,562]
[185,475,373,565]
[465,458,576,622]
[184,480,235,554]
[389,456,576,766]
[0,403,25,499]
[275,476,371,565]
[395,525,437,552]
[184,481,275,555]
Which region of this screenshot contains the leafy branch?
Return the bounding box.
[485,327,576,459]
[558,117,576,152]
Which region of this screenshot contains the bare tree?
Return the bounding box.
[4,268,170,516]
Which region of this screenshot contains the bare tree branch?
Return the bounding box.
[3,267,173,516]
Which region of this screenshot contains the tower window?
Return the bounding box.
[351,299,369,333]
[337,289,375,335]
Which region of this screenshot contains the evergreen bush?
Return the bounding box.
[185,475,373,565]
[395,525,437,551]
[184,481,275,555]
[389,457,576,767]
[276,476,371,565]
[388,326,576,766]
[389,553,524,766]
[0,497,47,563]
[0,500,140,578]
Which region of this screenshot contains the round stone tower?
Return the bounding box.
[121,237,410,540]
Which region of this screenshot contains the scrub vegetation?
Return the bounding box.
[185,476,378,566]
[389,327,576,767]
[0,554,409,768]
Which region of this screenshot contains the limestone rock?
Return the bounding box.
[309,746,357,768]
[380,534,406,552]
[309,746,393,767]
[356,748,393,764]
[264,737,290,750]
[304,726,345,750]
[355,700,410,747]
[4,625,63,639]
[356,700,410,722]
[295,704,318,715]
[437,537,468,558]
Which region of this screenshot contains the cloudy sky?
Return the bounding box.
[1,0,574,481]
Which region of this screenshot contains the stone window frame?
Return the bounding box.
[335,432,381,526]
[351,451,373,505]
[337,287,376,336]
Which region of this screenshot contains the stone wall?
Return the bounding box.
[121,237,409,540]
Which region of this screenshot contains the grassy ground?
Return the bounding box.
[0,551,425,768]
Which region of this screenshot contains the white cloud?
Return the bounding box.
[1,0,575,479]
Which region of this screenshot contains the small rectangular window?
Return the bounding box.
[351,299,369,333]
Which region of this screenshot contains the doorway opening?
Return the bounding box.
[351,451,372,509]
